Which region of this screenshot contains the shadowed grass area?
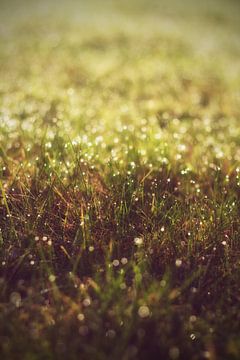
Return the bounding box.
[0,0,240,359]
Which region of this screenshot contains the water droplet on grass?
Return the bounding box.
[121,257,128,265]
[83,298,91,307]
[134,237,143,246]
[77,313,85,321]
[49,275,56,283]
[138,305,150,318]
[106,329,116,339]
[190,333,196,340]
[112,259,120,267]
[175,259,182,267]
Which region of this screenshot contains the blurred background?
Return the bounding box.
[0,0,240,165]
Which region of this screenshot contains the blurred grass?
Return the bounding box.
[0,0,240,359]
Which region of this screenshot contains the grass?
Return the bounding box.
[0,0,240,359]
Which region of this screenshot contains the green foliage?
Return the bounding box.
[0,0,240,359]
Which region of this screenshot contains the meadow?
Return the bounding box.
[0,0,240,359]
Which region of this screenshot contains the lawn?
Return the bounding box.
[0,0,240,359]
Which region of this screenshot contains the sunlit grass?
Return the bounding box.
[0,0,240,359]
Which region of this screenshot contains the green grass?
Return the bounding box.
[0,0,240,359]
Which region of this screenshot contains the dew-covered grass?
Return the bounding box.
[0,0,240,359]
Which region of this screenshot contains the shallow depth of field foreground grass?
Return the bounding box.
[0,0,240,359]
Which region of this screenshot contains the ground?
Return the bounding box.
[0,0,240,359]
